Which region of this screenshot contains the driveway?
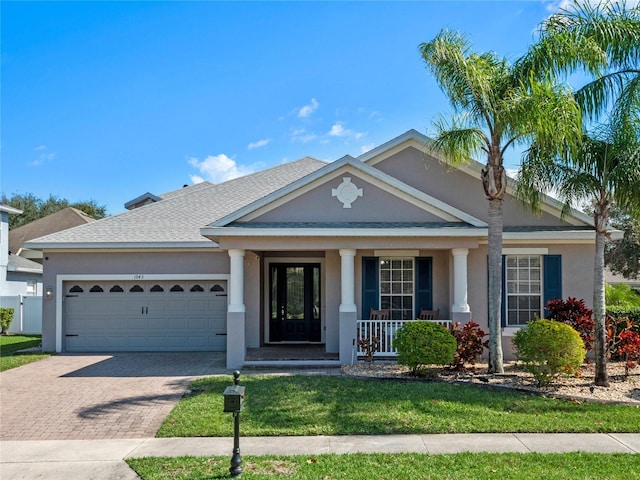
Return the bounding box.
[0,352,228,440]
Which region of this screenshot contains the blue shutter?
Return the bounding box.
[501,255,506,327]
[543,255,562,317]
[362,257,379,317]
[415,257,433,317]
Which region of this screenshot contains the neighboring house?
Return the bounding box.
[605,269,640,292]
[1,204,42,297]
[26,130,600,369]
[9,207,96,263]
[1,204,43,334]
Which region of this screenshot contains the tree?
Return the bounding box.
[518,117,640,387]
[605,204,640,280]
[419,31,582,374]
[517,0,640,387]
[1,193,107,229]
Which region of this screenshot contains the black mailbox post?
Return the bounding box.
[223,370,244,477]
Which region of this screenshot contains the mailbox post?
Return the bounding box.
[223,370,245,478]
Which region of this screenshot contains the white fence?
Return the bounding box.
[1,295,43,334]
[356,319,453,357]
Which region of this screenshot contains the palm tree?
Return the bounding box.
[517,0,640,386]
[517,115,640,386]
[420,31,582,373]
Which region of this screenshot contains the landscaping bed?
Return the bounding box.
[342,361,640,406]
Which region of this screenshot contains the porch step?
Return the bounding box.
[243,360,342,369]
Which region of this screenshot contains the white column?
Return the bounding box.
[227,249,246,369]
[339,248,357,313]
[452,248,471,313]
[339,248,358,364]
[228,249,245,312]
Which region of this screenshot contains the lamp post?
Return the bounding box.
[223,370,244,478]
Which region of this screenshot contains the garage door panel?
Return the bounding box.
[64,280,227,352]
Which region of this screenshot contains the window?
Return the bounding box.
[26,280,37,296]
[506,255,542,326]
[379,257,414,320]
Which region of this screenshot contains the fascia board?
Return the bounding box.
[24,241,220,250]
[8,266,43,274]
[503,230,606,241]
[201,226,487,237]
[0,205,23,215]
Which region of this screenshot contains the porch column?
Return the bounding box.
[227,249,246,369]
[339,249,357,364]
[451,248,472,324]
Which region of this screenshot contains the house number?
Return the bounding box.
[133,274,144,280]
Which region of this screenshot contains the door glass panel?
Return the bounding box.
[286,267,304,320]
[313,267,320,320]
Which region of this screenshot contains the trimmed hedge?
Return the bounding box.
[0,308,14,335]
[394,321,457,375]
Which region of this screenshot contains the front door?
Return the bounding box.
[269,263,321,342]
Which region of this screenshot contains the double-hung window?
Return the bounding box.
[505,255,542,326]
[379,257,414,320]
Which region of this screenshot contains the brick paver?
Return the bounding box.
[0,353,227,440]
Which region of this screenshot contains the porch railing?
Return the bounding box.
[356,319,453,357]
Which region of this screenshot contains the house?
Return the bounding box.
[25,130,599,369]
[9,206,96,263]
[2,204,43,297]
[1,204,44,334]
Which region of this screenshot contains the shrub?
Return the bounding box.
[394,321,456,375]
[358,336,380,364]
[606,307,640,332]
[0,308,14,335]
[513,319,586,387]
[606,283,640,309]
[617,330,640,379]
[450,321,489,370]
[546,297,594,353]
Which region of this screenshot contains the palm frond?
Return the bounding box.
[429,114,488,166]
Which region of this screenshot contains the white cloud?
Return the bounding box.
[328,122,366,140]
[188,154,255,184]
[247,138,271,150]
[30,145,55,167]
[360,144,375,154]
[298,98,319,118]
[545,0,638,13]
[290,128,317,143]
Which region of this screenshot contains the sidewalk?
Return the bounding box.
[2,434,640,480]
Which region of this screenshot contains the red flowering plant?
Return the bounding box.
[546,297,594,354]
[450,321,489,371]
[617,330,640,379]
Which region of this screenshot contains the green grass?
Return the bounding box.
[127,452,640,479]
[158,375,640,437]
[0,335,49,371]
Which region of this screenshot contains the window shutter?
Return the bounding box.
[501,255,506,327]
[415,257,433,317]
[543,255,562,316]
[362,257,379,317]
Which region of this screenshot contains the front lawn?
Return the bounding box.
[127,452,640,479]
[0,335,49,371]
[158,375,640,437]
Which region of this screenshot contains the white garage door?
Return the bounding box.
[64,280,227,352]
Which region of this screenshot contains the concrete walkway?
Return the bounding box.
[2,434,640,480]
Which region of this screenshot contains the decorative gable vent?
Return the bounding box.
[331,177,363,208]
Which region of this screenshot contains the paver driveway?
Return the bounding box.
[0,353,227,440]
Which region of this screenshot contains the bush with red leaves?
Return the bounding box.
[546,297,594,353]
[450,321,489,371]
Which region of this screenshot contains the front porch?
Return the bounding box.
[244,345,341,368]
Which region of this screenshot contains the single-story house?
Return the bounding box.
[26,130,598,369]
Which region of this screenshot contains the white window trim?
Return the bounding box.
[504,255,543,328]
[379,256,415,320]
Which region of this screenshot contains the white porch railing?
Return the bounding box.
[356,319,453,357]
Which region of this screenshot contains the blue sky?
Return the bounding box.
[2,0,578,215]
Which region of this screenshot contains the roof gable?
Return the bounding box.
[210,155,486,228]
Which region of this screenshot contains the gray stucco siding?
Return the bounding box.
[374,147,573,228]
[40,250,230,352]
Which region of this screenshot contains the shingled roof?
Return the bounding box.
[9,207,96,254]
[26,157,326,248]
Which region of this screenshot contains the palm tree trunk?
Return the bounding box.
[593,229,609,387]
[487,197,504,374]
